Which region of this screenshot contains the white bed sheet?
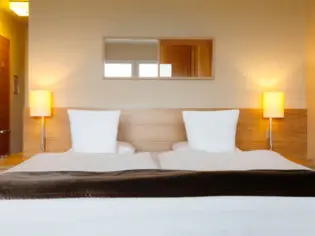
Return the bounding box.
[157,149,310,171]
[5,152,158,173]
[0,197,315,236]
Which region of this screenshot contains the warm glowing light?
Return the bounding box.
[254,77,282,89]
[9,1,29,17]
[263,92,284,118]
[243,61,290,91]
[35,76,60,87]
[30,90,52,117]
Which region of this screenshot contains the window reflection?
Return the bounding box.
[104,63,132,77]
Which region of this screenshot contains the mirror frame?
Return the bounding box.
[102,37,215,80]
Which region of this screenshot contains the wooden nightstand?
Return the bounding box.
[0,153,33,172]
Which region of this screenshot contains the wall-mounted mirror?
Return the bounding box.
[104,38,214,80]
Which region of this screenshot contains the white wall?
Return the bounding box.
[29,0,306,109]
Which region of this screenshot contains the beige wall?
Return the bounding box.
[307,0,315,160]
[0,9,27,153]
[29,0,306,109]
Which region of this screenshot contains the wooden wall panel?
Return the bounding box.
[23,108,307,161]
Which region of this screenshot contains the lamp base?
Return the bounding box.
[41,116,45,152]
[269,117,273,151]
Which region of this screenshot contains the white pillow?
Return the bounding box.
[118,142,136,154]
[68,109,121,153]
[172,141,242,152]
[183,110,240,153]
[66,142,135,154]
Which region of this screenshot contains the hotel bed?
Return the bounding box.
[1,150,315,236]
[1,109,314,236]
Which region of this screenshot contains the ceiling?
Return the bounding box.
[0,0,28,14]
[1,0,29,24]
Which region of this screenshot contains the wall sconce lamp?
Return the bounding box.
[263,92,284,151]
[30,90,52,152]
[9,1,29,17]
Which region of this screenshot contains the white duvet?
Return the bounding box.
[5,151,158,173]
[1,197,315,236]
[1,150,314,236]
[4,149,309,173]
[157,149,310,171]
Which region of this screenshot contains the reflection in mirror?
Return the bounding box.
[104,38,213,79]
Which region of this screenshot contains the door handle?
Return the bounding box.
[0,129,10,134]
[0,155,8,159]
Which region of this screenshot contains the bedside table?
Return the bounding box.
[0,153,33,172]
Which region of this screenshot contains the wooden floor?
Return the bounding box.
[0,153,32,171]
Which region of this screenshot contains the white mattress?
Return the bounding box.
[1,150,314,236]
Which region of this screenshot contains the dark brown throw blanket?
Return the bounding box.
[0,169,315,200]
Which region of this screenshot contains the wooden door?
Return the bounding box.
[192,42,213,77]
[0,35,10,158]
[160,41,192,77]
[159,39,213,78]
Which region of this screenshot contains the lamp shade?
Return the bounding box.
[263,92,284,118]
[30,90,52,117]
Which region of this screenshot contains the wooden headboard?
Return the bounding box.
[23,108,307,160]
